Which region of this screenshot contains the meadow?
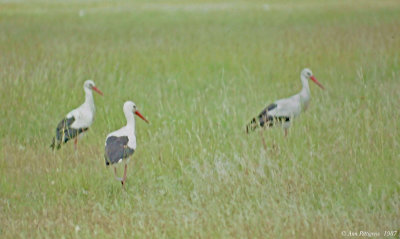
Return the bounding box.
[1,0,400,238]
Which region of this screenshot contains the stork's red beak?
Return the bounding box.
[92,86,103,96]
[135,110,149,123]
[310,76,325,90]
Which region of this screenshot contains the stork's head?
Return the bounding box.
[84,80,103,95]
[124,101,149,123]
[301,68,324,90]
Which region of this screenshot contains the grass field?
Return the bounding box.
[1,0,400,238]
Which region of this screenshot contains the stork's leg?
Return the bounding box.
[260,129,267,150]
[284,128,288,137]
[121,164,128,187]
[74,137,78,151]
[114,167,123,182]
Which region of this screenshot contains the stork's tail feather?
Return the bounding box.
[105,154,110,166]
[246,117,259,133]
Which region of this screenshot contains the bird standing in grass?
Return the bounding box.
[51,80,103,150]
[104,101,149,187]
[246,68,324,137]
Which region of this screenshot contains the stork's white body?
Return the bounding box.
[104,101,149,187]
[105,122,137,150]
[66,88,96,129]
[246,68,324,135]
[267,75,311,127]
[51,80,103,150]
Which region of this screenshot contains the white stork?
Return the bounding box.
[50,80,103,150]
[246,68,324,136]
[104,101,149,186]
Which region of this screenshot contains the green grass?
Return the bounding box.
[1,0,400,238]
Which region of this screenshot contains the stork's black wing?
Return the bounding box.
[104,136,135,166]
[246,103,290,133]
[50,116,88,150]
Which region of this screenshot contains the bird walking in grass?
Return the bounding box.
[104,101,149,187]
[246,68,324,137]
[50,80,103,150]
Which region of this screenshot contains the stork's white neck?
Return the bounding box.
[84,88,95,108]
[301,75,310,93]
[124,110,136,133]
[300,75,311,108]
